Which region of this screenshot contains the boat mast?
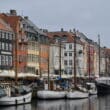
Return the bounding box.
[73,29,77,88]
[88,43,91,81]
[59,39,62,78]
[48,41,50,90]
[39,44,42,78]
[105,49,108,76]
[15,33,18,84]
[98,34,101,76]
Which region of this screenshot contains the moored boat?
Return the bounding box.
[95,77,110,95]
[37,90,66,99]
[66,90,89,99]
[0,84,32,106]
[0,92,32,105]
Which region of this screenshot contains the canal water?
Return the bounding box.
[0,95,110,110]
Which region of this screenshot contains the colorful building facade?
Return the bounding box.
[0,18,14,71]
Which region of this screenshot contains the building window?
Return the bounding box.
[9,56,12,66]
[1,55,5,66]
[6,43,8,50]
[69,60,72,65]
[5,56,8,65]
[9,44,12,51]
[4,32,6,39]
[2,43,5,50]
[12,34,14,40]
[69,52,72,56]
[69,44,72,49]
[6,33,8,39]
[0,31,2,38]
[2,32,4,39]
[64,60,68,65]
[9,33,12,40]
[64,52,67,56]
[0,55,1,65]
[0,42,1,50]
[69,70,72,75]
[8,33,10,40]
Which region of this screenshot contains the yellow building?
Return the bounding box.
[27,41,39,74]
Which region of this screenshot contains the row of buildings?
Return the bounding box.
[0,10,110,79]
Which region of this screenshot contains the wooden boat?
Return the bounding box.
[0,85,32,105]
[95,77,110,95]
[37,39,66,100]
[66,30,89,99]
[66,90,89,99]
[37,90,66,99]
[0,92,32,105]
[86,42,97,95]
[95,36,108,95]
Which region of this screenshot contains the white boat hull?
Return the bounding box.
[66,91,89,99]
[0,92,32,105]
[37,90,66,99]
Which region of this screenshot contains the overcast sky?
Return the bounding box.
[0,0,110,47]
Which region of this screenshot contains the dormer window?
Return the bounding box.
[69,44,72,49]
[62,35,67,42]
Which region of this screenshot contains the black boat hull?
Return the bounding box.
[96,83,110,95]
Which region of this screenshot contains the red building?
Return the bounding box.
[87,43,95,76]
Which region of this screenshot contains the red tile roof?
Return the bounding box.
[0,13,21,32]
[0,18,13,32]
[47,31,84,45]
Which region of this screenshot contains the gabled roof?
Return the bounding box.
[0,18,13,32]
[0,13,21,32]
[47,31,84,45]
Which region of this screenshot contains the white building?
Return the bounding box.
[64,42,84,77]
[47,30,84,78]
[49,43,64,75]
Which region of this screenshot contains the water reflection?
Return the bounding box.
[98,95,110,110]
[0,104,31,110]
[2,95,110,110]
[88,95,98,110]
[66,99,88,110]
[35,96,98,110]
[36,100,66,110]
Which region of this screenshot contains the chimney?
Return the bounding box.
[73,28,76,33]
[61,28,64,32]
[69,29,72,32]
[42,29,48,33]
[10,10,17,16]
[24,16,28,20]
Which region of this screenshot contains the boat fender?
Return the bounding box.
[15,100,17,105]
[23,98,25,102]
